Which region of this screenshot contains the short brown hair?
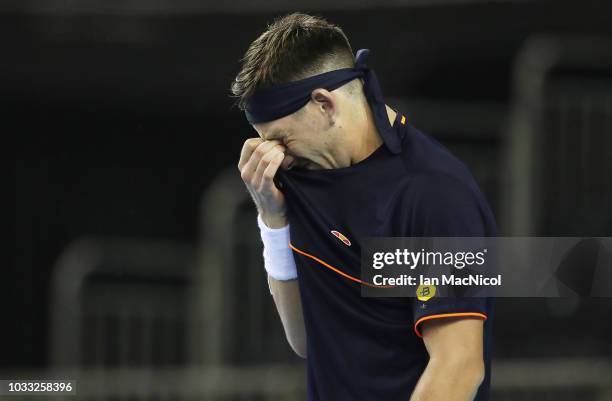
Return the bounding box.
[230,12,356,110]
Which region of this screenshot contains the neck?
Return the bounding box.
[350,103,396,164]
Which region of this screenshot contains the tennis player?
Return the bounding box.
[233,13,496,401]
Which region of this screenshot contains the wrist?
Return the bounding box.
[257,214,297,281]
[259,211,288,229]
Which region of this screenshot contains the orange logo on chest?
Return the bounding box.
[330,230,351,246]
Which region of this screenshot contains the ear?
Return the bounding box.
[310,88,335,118]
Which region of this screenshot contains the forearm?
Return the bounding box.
[268,275,307,358]
[238,138,306,355]
[409,357,484,401]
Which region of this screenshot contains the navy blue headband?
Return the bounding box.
[244,48,402,154]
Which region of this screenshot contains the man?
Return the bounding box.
[232,12,496,401]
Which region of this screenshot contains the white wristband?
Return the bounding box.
[257,214,298,281]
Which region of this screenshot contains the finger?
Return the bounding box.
[251,140,283,166]
[240,140,277,183]
[253,147,284,190]
[281,154,296,170]
[260,152,285,193]
[242,141,284,183]
[238,138,263,171]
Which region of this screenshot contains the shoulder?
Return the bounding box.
[403,172,495,236]
[398,123,478,187]
[393,125,496,235]
[396,124,483,204]
[405,171,482,212]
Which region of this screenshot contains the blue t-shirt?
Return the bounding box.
[275,110,496,401]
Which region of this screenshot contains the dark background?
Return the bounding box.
[5,0,612,386]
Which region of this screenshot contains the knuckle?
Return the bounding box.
[254,147,267,158]
[243,141,255,151]
[263,151,277,163]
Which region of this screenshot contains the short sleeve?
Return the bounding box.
[412,298,488,337]
[407,173,493,337]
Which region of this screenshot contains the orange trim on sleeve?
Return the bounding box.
[414,312,487,338]
[289,242,395,288]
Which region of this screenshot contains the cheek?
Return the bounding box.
[285,137,311,156]
[286,144,306,160]
[286,126,322,155]
[283,134,301,150]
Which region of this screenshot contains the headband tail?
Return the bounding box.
[357,49,402,154]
